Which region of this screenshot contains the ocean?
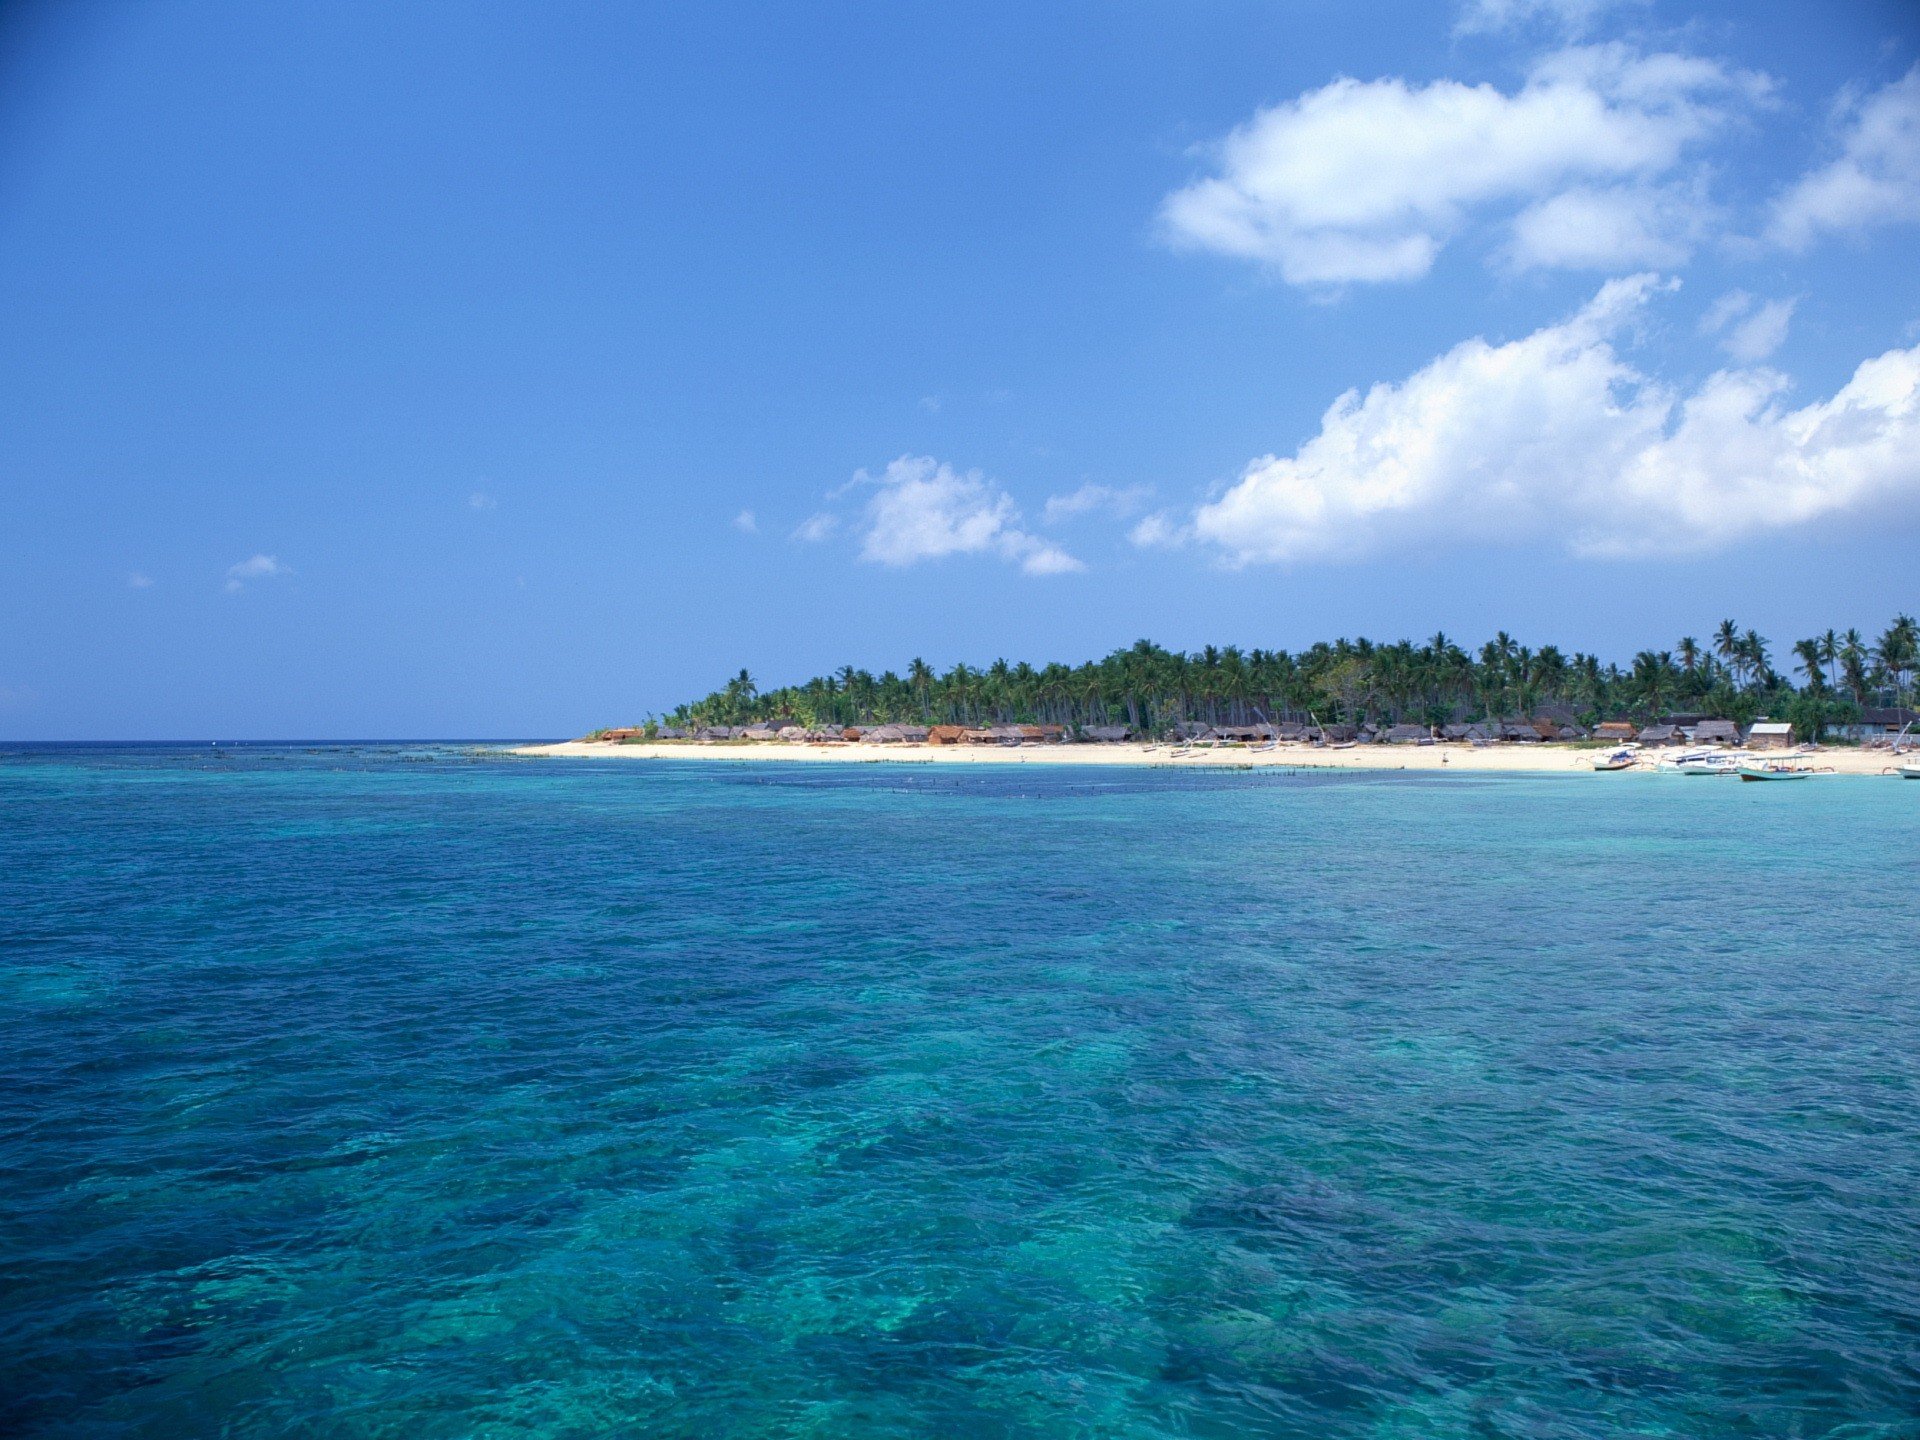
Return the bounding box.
[3,743,1917,1438]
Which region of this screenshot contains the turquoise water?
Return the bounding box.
[3,745,1918,1439]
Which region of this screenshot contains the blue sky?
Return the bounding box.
[2,0,1916,739]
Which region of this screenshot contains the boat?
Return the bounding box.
[1592,748,1637,771]
[1737,763,1817,782]
[1669,753,1742,776]
[1897,765,1920,780]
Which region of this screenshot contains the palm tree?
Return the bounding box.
[1792,638,1826,692]
[1713,620,1740,686]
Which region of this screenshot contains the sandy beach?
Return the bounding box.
[514,739,1909,777]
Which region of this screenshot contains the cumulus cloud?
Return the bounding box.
[733,509,758,534]
[1700,290,1795,363]
[1769,67,1920,250]
[225,554,290,592]
[858,456,1083,576]
[1186,275,1920,564]
[791,512,838,543]
[1161,45,1761,285]
[1042,483,1152,524]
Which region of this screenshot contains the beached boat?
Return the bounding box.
[1592,748,1637,771]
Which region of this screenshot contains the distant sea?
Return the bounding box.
[4,743,1918,1439]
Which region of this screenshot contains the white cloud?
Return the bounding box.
[1700,290,1796,363]
[1770,67,1920,250]
[224,554,290,592]
[791,512,838,543]
[1454,0,1646,37]
[1042,483,1152,524]
[1507,180,1709,269]
[733,509,758,534]
[1726,298,1795,363]
[918,395,942,413]
[857,455,1083,576]
[468,491,498,510]
[1187,275,1920,564]
[126,572,153,589]
[1161,45,1761,285]
[1129,512,1187,549]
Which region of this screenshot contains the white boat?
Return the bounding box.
[1737,763,1817,782]
[1897,764,1920,780]
[1592,748,1637,771]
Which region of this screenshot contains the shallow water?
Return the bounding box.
[3,744,1918,1438]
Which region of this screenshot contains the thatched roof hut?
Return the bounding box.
[656,727,686,740]
[926,725,968,745]
[1690,719,1739,745]
[1593,721,1638,742]
[1637,724,1679,745]
[1080,724,1134,743]
[1383,723,1432,743]
[696,726,733,741]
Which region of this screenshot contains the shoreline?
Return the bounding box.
[511,740,1909,777]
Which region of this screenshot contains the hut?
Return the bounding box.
[1690,719,1739,745]
[777,726,808,741]
[841,726,871,742]
[1637,724,1679,746]
[1212,725,1266,744]
[1747,720,1794,750]
[740,725,782,741]
[1275,722,1311,741]
[1593,721,1638,743]
[1443,722,1497,742]
[1383,723,1432,744]
[866,724,909,743]
[1835,706,1920,740]
[803,727,843,743]
[1314,723,1358,743]
[695,726,733,741]
[656,726,687,740]
[1498,720,1543,742]
[1080,724,1133,743]
[600,727,644,742]
[926,725,968,745]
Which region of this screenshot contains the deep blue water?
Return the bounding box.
[3,743,1919,1439]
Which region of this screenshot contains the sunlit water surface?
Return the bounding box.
[3,744,1917,1438]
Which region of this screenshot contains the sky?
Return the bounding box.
[1,0,1917,739]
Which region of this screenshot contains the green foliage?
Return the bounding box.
[651,615,1918,736]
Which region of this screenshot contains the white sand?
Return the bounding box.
[512,740,1908,777]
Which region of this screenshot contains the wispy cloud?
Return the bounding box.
[1042,483,1152,524]
[791,512,839,543]
[225,554,290,592]
[733,509,759,534]
[1453,0,1647,38]
[1700,290,1796,363]
[1769,66,1920,250]
[126,572,153,589]
[468,491,498,511]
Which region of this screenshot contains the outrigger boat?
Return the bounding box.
[1737,762,1825,781]
[1592,747,1637,771]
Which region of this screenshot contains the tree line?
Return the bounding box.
[648,615,1919,739]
